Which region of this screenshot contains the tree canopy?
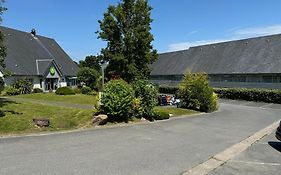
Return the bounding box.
[97,0,157,82]
[0,0,7,68]
[79,55,101,72]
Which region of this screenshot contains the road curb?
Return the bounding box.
[182,120,280,175]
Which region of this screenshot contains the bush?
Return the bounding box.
[132,79,158,120]
[101,80,134,122]
[158,85,179,94]
[6,86,20,96]
[152,110,170,120]
[73,87,82,94]
[214,88,281,104]
[179,72,218,113]
[0,77,4,93]
[13,78,33,94]
[77,67,100,89]
[81,86,92,95]
[33,88,43,93]
[55,87,75,95]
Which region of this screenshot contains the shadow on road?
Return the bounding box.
[268,141,281,153]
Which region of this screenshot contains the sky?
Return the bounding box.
[2,0,281,62]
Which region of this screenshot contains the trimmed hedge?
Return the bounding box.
[55,87,75,95]
[158,85,178,94]
[214,88,281,104]
[33,88,43,93]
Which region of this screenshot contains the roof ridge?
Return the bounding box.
[0,26,54,40]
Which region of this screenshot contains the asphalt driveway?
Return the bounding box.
[0,100,280,175]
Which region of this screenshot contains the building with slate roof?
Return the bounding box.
[0,26,79,91]
[150,34,281,89]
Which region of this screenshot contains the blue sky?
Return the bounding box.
[2,0,281,61]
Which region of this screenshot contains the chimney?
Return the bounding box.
[31,28,36,35]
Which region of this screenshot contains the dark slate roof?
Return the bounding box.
[0,26,78,76]
[151,34,281,75]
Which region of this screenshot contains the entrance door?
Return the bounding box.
[45,78,58,91]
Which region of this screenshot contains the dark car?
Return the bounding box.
[276,121,281,141]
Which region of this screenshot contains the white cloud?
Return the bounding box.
[168,39,231,51]
[168,24,281,52]
[233,25,281,37]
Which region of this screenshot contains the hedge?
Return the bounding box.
[214,88,281,104]
[55,87,75,95]
[158,85,179,94]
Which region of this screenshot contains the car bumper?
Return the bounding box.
[276,125,281,141]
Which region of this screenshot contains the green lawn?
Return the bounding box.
[154,106,199,116]
[14,93,98,105]
[0,98,94,135]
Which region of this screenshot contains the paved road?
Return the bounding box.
[0,100,280,175]
[209,133,281,175]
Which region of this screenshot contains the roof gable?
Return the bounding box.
[1,26,79,76]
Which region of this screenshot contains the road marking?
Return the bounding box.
[230,160,281,166]
[182,120,280,175]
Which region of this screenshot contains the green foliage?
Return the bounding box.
[79,55,101,71]
[158,85,179,94]
[214,88,281,104]
[13,78,33,94]
[0,0,7,68]
[73,87,82,94]
[55,87,75,95]
[5,86,20,96]
[179,72,218,113]
[0,77,4,93]
[33,88,43,93]
[97,0,158,82]
[101,80,134,122]
[132,79,158,120]
[152,110,170,120]
[81,86,92,95]
[77,67,100,89]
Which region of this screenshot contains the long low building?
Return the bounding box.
[150,34,281,89]
[0,26,79,91]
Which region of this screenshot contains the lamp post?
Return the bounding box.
[101,62,108,92]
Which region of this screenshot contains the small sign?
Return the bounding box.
[50,67,55,76]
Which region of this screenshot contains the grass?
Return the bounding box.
[12,93,98,105]
[154,106,199,117]
[0,98,94,135]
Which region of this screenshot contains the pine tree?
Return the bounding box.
[97,0,157,82]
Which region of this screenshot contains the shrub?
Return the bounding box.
[33,88,43,93]
[179,72,218,113]
[77,67,100,89]
[152,110,170,120]
[6,86,20,96]
[214,88,281,104]
[101,80,134,122]
[13,78,33,94]
[55,87,75,95]
[73,87,82,94]
[132,79,158,120]
[0,77,4,93]
[81,86,92,95]
[158,85,179,94]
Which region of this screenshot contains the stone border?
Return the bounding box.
[182,120,280,175]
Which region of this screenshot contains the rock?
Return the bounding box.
[92,114,108,126]
[33,119,50,127]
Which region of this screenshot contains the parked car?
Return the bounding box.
[276,121,281,141]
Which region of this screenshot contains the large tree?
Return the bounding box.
[0,0,6,68]
[79,55,101,72]
[97,0,157,82]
